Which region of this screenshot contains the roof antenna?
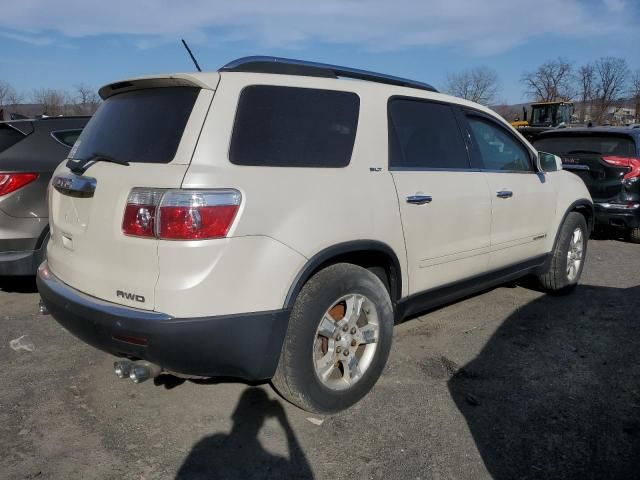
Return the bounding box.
[181,39,202,72]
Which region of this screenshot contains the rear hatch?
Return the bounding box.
[47,79,216,310]
[533,133,638,202]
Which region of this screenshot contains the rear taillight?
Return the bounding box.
[122,188,241,240]
[122,189,164,238]
[602,156,640,180]
[0,173,38,196]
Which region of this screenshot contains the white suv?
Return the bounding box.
[37,57,593,413]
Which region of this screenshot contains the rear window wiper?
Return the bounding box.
[566,149,603,155]
[67,153,129,173]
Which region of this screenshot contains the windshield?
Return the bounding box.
[533,135,636,157]
[531,105,559,126]
[72,87,199,164]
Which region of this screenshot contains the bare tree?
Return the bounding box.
[577,64,596,123]
[6,88,24,107]
[444,67,500,106]
[0,82,27,119]
[521,58,574,102]
[592,57,629,124]
[72,84,101,115]
[0,81,12,107]
[32,88,70,116]
[630,70,640,123]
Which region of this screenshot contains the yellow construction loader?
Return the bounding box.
[511,101,574,140]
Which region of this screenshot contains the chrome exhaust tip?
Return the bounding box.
[114,360,133,379]
[129,361,161,384]
[38,299,49,315]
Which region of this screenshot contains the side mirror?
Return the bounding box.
[537,151,562,172]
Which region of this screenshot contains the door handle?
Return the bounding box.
[496,190,513,199]
[406,194,432,205]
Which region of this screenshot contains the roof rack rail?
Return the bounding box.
[219,56,438,93]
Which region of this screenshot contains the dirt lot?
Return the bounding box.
[1,237,639,480]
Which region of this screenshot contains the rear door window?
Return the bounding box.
[467,116,532,172]
[388,99,470,169]
[533,135,636,157]
[72,87,199,164]
[229,85,359,167]
[52,129,82,148]
[0,124,25,153]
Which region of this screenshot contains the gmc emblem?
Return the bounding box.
[116,290,145,303]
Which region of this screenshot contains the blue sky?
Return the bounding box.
[1,0,639,104]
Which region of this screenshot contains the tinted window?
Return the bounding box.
[0,125,24,153]
[52,129,82,148]
[388,99,469,169]
[229,86,359,167]
[468,117,532,171]
[533,135,636,157]
[72,87,199,164]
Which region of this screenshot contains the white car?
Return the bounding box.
[37,57,593,413]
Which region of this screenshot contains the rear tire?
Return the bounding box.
[271,263,394,414]
[538,212,588,293]
[627,227,640,244]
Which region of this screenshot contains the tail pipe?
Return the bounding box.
[39,298,49,315]
[114,359,162,383]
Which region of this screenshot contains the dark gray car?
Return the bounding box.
[0,116,89,275]
[533,127,640,242]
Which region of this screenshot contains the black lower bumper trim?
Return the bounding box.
[36,263,290,380]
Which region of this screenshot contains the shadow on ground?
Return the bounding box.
[449,284,640,479]
[0,275,37,293]
[176,388,313,480]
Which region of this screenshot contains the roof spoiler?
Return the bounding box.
[98,74,218,100]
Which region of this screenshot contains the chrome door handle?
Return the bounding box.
[496,190,513,199]
[406,194,432,205]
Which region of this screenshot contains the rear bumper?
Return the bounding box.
[0,211,47,275]
[37,263,290,380]
[0,239,47,276]
[0,250,40,276]
[594,202,640,229]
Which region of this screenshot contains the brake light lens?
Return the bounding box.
[122,188,241,240]
[122,189,164,238]
[602,156,640,180]
[0,173,38,196]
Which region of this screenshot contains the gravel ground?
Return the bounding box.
[1,237,639,480]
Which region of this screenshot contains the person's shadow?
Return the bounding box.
[448,284,640,479]
[176,387,313,480]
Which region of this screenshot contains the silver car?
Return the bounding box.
[0,116,88,275]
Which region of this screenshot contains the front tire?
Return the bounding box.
[271,263,394,413]
[538,212,588,292]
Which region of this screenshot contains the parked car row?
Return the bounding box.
[2,56,637,413]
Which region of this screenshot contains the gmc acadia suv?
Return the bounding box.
[37,57,593,413]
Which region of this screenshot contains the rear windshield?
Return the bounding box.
[71,87,199,163]
[533,135,637,157]
[229,85,360,167]
[0,124,25,153]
